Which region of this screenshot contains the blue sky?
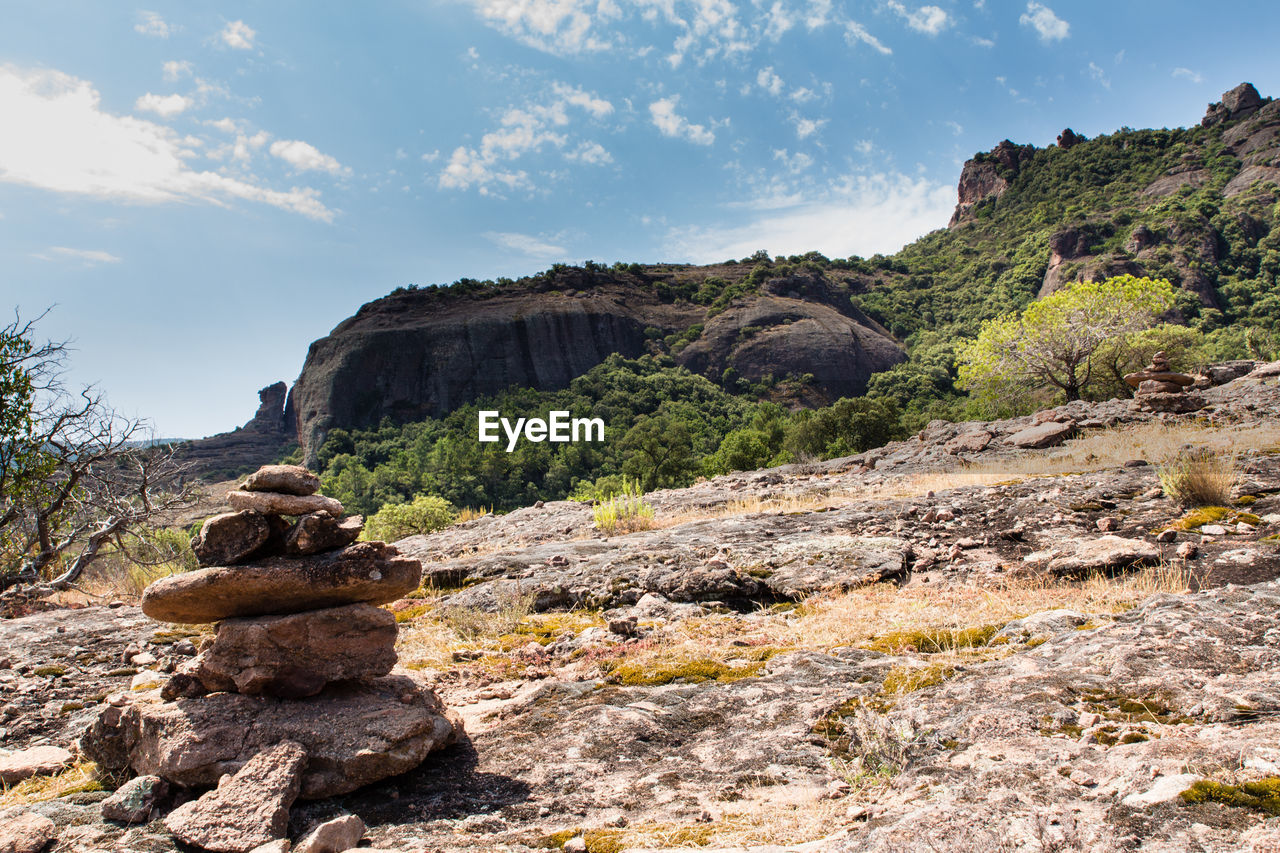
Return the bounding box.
[2,1,1278,438]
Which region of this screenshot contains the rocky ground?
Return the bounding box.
[3,364,1280,852]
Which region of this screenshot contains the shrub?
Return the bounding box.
[592,480,655,534]
[1157,448,1238,507]
[364,495,457,541]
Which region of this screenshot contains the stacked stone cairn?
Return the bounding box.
[1124,350,1205,413]
[80,465,460,853]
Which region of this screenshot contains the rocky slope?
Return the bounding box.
[4,363,1280,852]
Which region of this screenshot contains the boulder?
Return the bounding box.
[195,604,398,698]
[225,491,343,518]
[100,774,169,824]
[141,542,421,623]
[285,513,363,556]
[163,741,307,853]
[242,465,321,496]
[1027,535,1162,577]
[0,812,56,853]
[0,745,73,785]
[1137,392,1207,414]
[1007,421,1076,449]
[80,672,461,799]
[944,431,993,455]
[192,511,272,567]
[293,815,365,853]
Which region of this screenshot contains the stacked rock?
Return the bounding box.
[1124,351,1205,413]
[81,465,461,846]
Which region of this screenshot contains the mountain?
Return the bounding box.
[181,82,1280,475]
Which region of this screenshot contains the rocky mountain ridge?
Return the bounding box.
[179,81,1280,476]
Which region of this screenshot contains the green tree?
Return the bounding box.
[957,275,1176,412]
[364,495,457,541]
[620,414,695,492]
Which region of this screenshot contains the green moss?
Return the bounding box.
[1026,637,1048,648]
[151,627,201,644]
[106,667,138,677]
[1180,777,1280,815]
[1119,732,1150,744]
[1235,495,1259,506]
[881,662,956,695]
[393,603,432,623]
[607,652,774,686]
[533,829,581,849]
[582,831,624,853]
[1080,689,1191,725]
[33,665,67,677]
[1069,501,1105,512]
[1169,506,1231,530]
[865,624,1000,654]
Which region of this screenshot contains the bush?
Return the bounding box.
[1157,448,1238,507]
[593,480,655,534]
[364,495,457,541]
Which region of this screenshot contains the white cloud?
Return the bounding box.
[269,139,349,175]
[220,20,256,50]
[0,65,334,221]
[567,141,613,164]
[805,0,832,29]
[757,67,784,97]
[439,83,614,193]
[135,92,193,117]
[36,246,123,265]
[971,34,995,47]
[763,1,794,40]
[649,96,715,145]
[845,21,892,54]
[1087,61,1110,89]
[471,0,614,54]
[483,231,567,257]
[887,2,949,35]
[792,115,826,139]
[789,86,817,103]
[1019,2,1068,42]
[773,148,813,173]
[1172,67,1203,84]
[135,11,170,37]
[943,120,963,135]
[665,172,955,262]
[162,61,193,82]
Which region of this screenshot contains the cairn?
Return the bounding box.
[81,465,460,850]
[1124,351,1205,413]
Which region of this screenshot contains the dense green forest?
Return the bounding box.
[314,109,1280,516]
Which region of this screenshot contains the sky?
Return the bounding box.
[2,1,1278,439]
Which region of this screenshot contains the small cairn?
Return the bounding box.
[1123,351,1205,413]
[81,465,460,849]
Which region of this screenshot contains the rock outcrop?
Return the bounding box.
[949,139,1037,226]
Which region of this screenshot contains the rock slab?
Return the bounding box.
[0,813,57,853]
[285,513,363,556]
[80,672,460,799]
[294,815,365,853]
[164,741,307,853]
[1007,421,1077,449]
[0,745,73,785]
[100,774,169,824]
[226,491,343,518]
[195,603,398,698]
[141,541,422,623]
[192,511,271,567]
[243,465,321,496]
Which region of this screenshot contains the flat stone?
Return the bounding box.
[1007,421,1077,449]
[1137,391,1207,413]
[0,745,73,785]
[141,542,421,623]
[163,741,307,853]
[944,431,993,454]
[1027,535,1162,578]
[1125,370,1195,388]
[293,815,365,853]
[226,491,343,518]
[242,465,321,496]
[195,604,398,698]
[0,812,57,853]
[192,511,271,567]
[80,672,461,799]
[1137,379,1187,394]
[100,774,168,824]
[285,514,363,556]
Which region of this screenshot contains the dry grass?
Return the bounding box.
[1158,447,1240,507]
[0,761,104,808]
[455,506,492,524]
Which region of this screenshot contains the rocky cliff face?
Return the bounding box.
[286,268,905,460]
[176,382,295,479]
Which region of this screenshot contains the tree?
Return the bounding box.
[364,495,457,541]
[620,414,695,492]
[0,313,192,591]
[957,275,1176,412]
